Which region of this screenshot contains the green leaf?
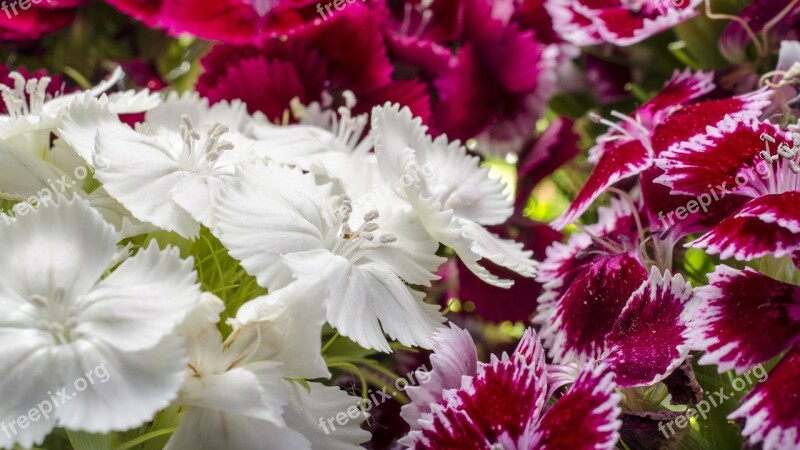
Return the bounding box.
[66,430,116,450]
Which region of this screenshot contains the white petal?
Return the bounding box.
[165,407,310,450]
[75,243,200,352]
[371,103,432,193]
[459,218,538,278]
[146,92,250,132]
[179,362,288,425]
[94,125,200,239]
[214,162,327,289]
[235,279,330,379]
[0,195,116,302]
[57,96,126,165]
[284,381,372,450]
[0,142,68,200]
[56,334,188,432]
[284,250,445,352]
[0,329,59,449]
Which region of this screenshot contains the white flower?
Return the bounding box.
[58,92,256,239]
[0,67,157,151]
[250,96,404,209]
[371,103,538,287]
[214,161,445,352]
[167,286,369,450]
[0,195,200,448]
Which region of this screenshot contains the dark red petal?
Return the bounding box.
[106,0,163,27]
[655,117,789,197]
[414,405,492,450]
[730,348,800,450]
[639,69,714,124]
[0,5,75,40]
[533,363,621,450]
[690,193,800,261]
[688,266,800,373]
[517,118,580,206]
[650,89,772,156]
[538,253,648,364]
[604,268,695,387]
[446,352,548,444]
[552,138,651,229]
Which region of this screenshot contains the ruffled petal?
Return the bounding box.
[730,348,800,450]
[532,363,621,450]
[689,193,800,260]
[400,324,479,436]
[537,253,648,364]
[655,117,788,198]
[552,138,651,230]
[604,268,696,387]
[54,334,188,432]
[688,266,800,373]
[75,243,200,352]
[0,195,116,303]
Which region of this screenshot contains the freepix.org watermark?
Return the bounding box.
[1,0,53,19]
[318,363,432,435]
[657,364,768,438]
[0,362,111,438]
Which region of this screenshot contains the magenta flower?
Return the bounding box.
[196,4,430,123]
[536,200,697,387]
[400,324,622,449]
[0,0,88,40]
[431,0,554,154]
[545,0,703,47]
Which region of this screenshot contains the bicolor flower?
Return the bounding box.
[0,195,200,448]
[656,117,800,260]
[214,160,446,352]
[552,69,771,234]
[546,0,703,47]
[688,266,800,450]
[536,200,698,387]
[400,324,622,449]
[371,103,538,287]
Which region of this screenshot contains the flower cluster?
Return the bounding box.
[3,0,800,449]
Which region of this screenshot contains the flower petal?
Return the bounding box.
[55,333,188,432]
[552,138,651,230]
[689,193,800,260]
[533,363,621,450]
[0,195,116,303]
[604,268,696,387]
[75,243,200,352]
[538,253,648,364]
[688,266,800,373]
[400,323,479,436]
[730,348,800,450]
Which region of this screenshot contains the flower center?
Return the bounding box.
[178,115,235,173]
[327,196,397,263]
[28,288,79,345]
[0,72,53,119]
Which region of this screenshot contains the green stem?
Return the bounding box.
[115,427,176,450]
